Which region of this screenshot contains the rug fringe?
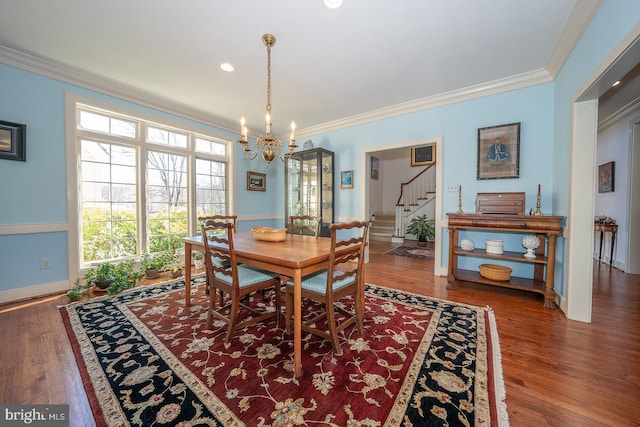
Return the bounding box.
[486,308,510,427]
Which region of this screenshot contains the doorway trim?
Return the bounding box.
[360,136,444,275]
[567,24,640,322]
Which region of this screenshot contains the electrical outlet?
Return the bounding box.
[446,185,458,193]
[40,258,50,269]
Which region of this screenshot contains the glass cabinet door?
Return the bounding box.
[285,148,334,236]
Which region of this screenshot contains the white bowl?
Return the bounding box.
[485,239,504,255]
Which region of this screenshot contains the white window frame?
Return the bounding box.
[65,93,235,277]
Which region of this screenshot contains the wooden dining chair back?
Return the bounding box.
[198,215,237,231]
[289,215,321,237]
[285,220,369,355]
[201,221,281,343]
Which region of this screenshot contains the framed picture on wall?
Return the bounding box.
[411,144,435,166]
[246,171,266,191]
[0,119,26,162]
[371,156,379,180]
[598,161,615,193]
[477,122,520,180]
[340,170,353,189]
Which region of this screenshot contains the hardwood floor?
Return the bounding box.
[1,240,638,426]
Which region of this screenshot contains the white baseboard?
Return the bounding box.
[0,280,70,304]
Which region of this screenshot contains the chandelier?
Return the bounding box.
[238,34,296,169]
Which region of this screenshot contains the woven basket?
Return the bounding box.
[479,264,512,281]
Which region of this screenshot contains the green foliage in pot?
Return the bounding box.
[406,214,436,242]
[67,260,143,301]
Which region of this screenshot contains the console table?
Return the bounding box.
[594,223,617,265]
[447,213,564,309]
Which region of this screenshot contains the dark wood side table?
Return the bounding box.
[594,223,618,266]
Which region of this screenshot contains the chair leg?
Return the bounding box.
[206,286,216,330]
[225,294,241,343]
[325,301,342,355]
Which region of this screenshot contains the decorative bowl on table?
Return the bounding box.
[522,235,540,258]
[251,227,287,242]
[460,238,475,251]
[485,239,504,255]
[479,264,512,281]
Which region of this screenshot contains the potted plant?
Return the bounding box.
[140,251,161,279]
[405,214,435,247]
[67,260,142,301]
[85,262,116,289]
[192,251,205,270]
[167,256,184,278]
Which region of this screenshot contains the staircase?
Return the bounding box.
[370,164,437,243]
[369,213,395,242]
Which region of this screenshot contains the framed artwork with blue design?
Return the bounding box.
[477,122,520,180]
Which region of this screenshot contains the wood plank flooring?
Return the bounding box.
[1,240,638,426]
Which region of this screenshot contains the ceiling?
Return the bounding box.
[0,0,599,138]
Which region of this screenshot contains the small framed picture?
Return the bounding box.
[340,170,353,189]
[598,161,615,193]
[247,171,266,191]
[477,122,520,180]
[411,144,435,166]
[371,156,379,180]
[0,119,26,162]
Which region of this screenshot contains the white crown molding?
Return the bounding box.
[0,44,554,140]
[296,69,553,138]
[0,45,239,134]
[545,0,602,78]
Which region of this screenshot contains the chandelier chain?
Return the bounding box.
[266,42,271,116]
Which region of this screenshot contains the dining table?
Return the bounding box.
[182,231,357,377]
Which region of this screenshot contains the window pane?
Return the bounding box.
[147,150,187,253]
[79,110,136,138]
[79,140,137,263]
[79,111,109,133]
[195,137,226,156]
[147,126,187,148]
[195,158,226,217]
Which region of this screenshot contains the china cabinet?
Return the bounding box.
[285,148,334,236]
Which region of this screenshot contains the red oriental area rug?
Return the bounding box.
[60,277,509,426]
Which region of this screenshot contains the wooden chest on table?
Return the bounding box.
[475,192,525,215]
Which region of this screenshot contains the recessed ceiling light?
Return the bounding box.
[324,0,343,9]
[220,63,234,72]
[612,80,620,87]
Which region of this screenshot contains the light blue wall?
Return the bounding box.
[0,63,280,291]
[306,84,555,279]
[1,0,639,297]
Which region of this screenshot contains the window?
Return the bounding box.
[73,102,231,267]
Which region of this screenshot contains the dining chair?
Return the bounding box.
[289,215,321,237]
[285,220,369,355]
[198,215,237,231]
[197,215,237,296]
[201,221,282,343]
